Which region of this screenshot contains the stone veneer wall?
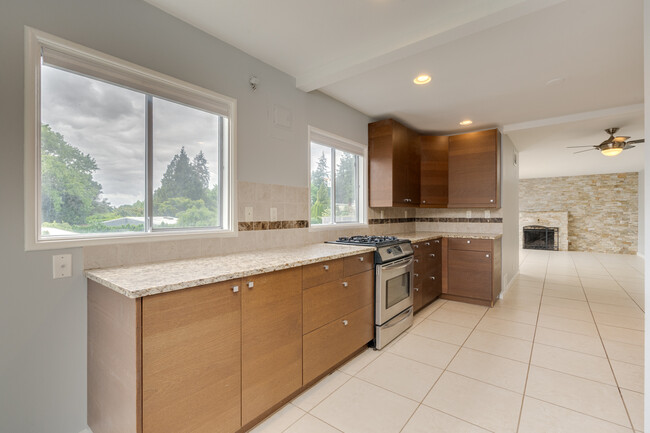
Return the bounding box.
[519,172,639,254]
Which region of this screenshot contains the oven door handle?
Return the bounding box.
[381,256,414,270]
[383,307,413,329]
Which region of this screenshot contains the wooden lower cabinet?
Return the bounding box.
[413,239,442,313]
[241,268,303,425]
[142,280,242,433]
[444,238,502,306]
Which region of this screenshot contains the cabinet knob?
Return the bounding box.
[342,281,348,287]
[247,281,254,289]
[434,240,440,243]
[232,285,239,293]
[414,273,419,277]
[414,244,419,249]
[467,240,471,244]
[422,200,426,204]
[490,199,494,203]
[414,287,419,292]
[430,253,435,258]
[404,198,409,203]
[415,259,419,263]
[430,276,436,280]
[425,242,430,246]
[359,257,364,262]
[323,265,329,271]
[486,254,490,258]
[342,320,349,326]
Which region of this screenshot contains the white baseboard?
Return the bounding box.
[499,271,520,299]
[637,252,645,259]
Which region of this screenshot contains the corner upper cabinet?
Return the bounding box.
[369,119,421,207]
[420,136,449,207]
[447,129,501,208]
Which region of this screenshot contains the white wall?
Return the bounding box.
[644,0,650,425]
[0,1,369,432]
[500,134,520,292]
[639,170,645,256]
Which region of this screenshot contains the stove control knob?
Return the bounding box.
[386,248,392,254]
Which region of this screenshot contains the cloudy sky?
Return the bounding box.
[41,65,221,207]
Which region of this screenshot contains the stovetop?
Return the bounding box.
[328,235,407,247]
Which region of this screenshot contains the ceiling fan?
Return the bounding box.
[567,128,644,157]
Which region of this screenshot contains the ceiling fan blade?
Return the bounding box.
[574,148,597,154]
[626,139,644,144]
[613,136,630,142]
[623,144,636,150]
[566,145,596,148]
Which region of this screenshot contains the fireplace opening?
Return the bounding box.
[523,225,559,251]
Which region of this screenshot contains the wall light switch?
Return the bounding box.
[270,207,278,222]
[53,254,72,279]
[484,210,491,218]
[466,210,472,218]
[245,207,253,222]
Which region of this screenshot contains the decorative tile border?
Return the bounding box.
[238,220,309,231]
[368,217,502,224]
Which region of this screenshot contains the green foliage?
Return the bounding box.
[177,205,218,227]
[310,183,331,224]
[42,221,143,233]
[335,152,356,217]
[310,151,331,224]
[41,124,103,224]
[115,201,144,217]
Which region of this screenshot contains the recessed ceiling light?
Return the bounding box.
[413,74,431,85]
[545,76,566,86]
[459,120,473,126]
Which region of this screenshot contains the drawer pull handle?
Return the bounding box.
[247,282,254,289]
[342,282,348,287]
[342,320,349,326]
[323,265,329,271]
[486,254,490,258]
[359,257,364,262]
[425,242,430,246]
[414,287,419,292]
[232,285,239,293]
[490,199,494,203]
[467,240,471,244]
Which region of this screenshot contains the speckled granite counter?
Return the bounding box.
[85,243,375,299]
[397,232,502,243]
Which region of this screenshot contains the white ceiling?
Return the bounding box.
[143,0,644,177]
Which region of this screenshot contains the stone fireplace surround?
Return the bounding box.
[519,211,568,251]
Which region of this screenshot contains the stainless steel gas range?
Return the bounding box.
[328,236,414,349]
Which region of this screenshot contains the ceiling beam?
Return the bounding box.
[295,0,568,92]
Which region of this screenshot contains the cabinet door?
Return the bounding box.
[369,120,396,207]
[242,268,303,425]
[391,121,412,205]
[447,249,493,300]
[448,129,500,208]
[420,135,448,207]
[142,280,242,433]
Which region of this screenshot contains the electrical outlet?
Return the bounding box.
[245,206,253,222]
[466,210,471,218]
[404,210,408,218]
[270,207,278,222]
[53,254,72,279]
[484,210,491,218]
[380,210,384,219]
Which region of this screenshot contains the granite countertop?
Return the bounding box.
[85,243,375,299]
[397,232,502,242]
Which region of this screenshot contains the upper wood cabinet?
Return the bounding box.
[447,129,501,208]
[420,136,449,207]
[368,119,421,207]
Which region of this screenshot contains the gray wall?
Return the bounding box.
[0,1,369,432]
[500,134,520,291]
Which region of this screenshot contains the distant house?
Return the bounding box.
[102,216,178,227]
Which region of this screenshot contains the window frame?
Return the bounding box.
[308,126,368,230]
[24,27,237,250]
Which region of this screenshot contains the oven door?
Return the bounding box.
[376,256,414,325]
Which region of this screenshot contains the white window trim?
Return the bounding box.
[308,126,368,231]
[24,27,238,251]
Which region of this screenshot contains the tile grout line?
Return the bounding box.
[397,302,492,433]
[515,250,550,433]
[575,253,638,433]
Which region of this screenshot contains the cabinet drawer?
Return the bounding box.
[303,259,343,288]
[448,238,492,252]
[343,252,374,276]
[303,270,373,334]
[303,304,374,384]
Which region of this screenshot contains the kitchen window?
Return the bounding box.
[309,127,366,227]
[24,28,236,249]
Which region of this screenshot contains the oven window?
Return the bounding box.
[386,273,410,309]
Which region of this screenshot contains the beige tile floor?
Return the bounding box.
[250,250,645,433]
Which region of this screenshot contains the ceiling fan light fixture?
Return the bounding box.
[459,120,473,126]
[413,74,431,85]
[601,147,623,157]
